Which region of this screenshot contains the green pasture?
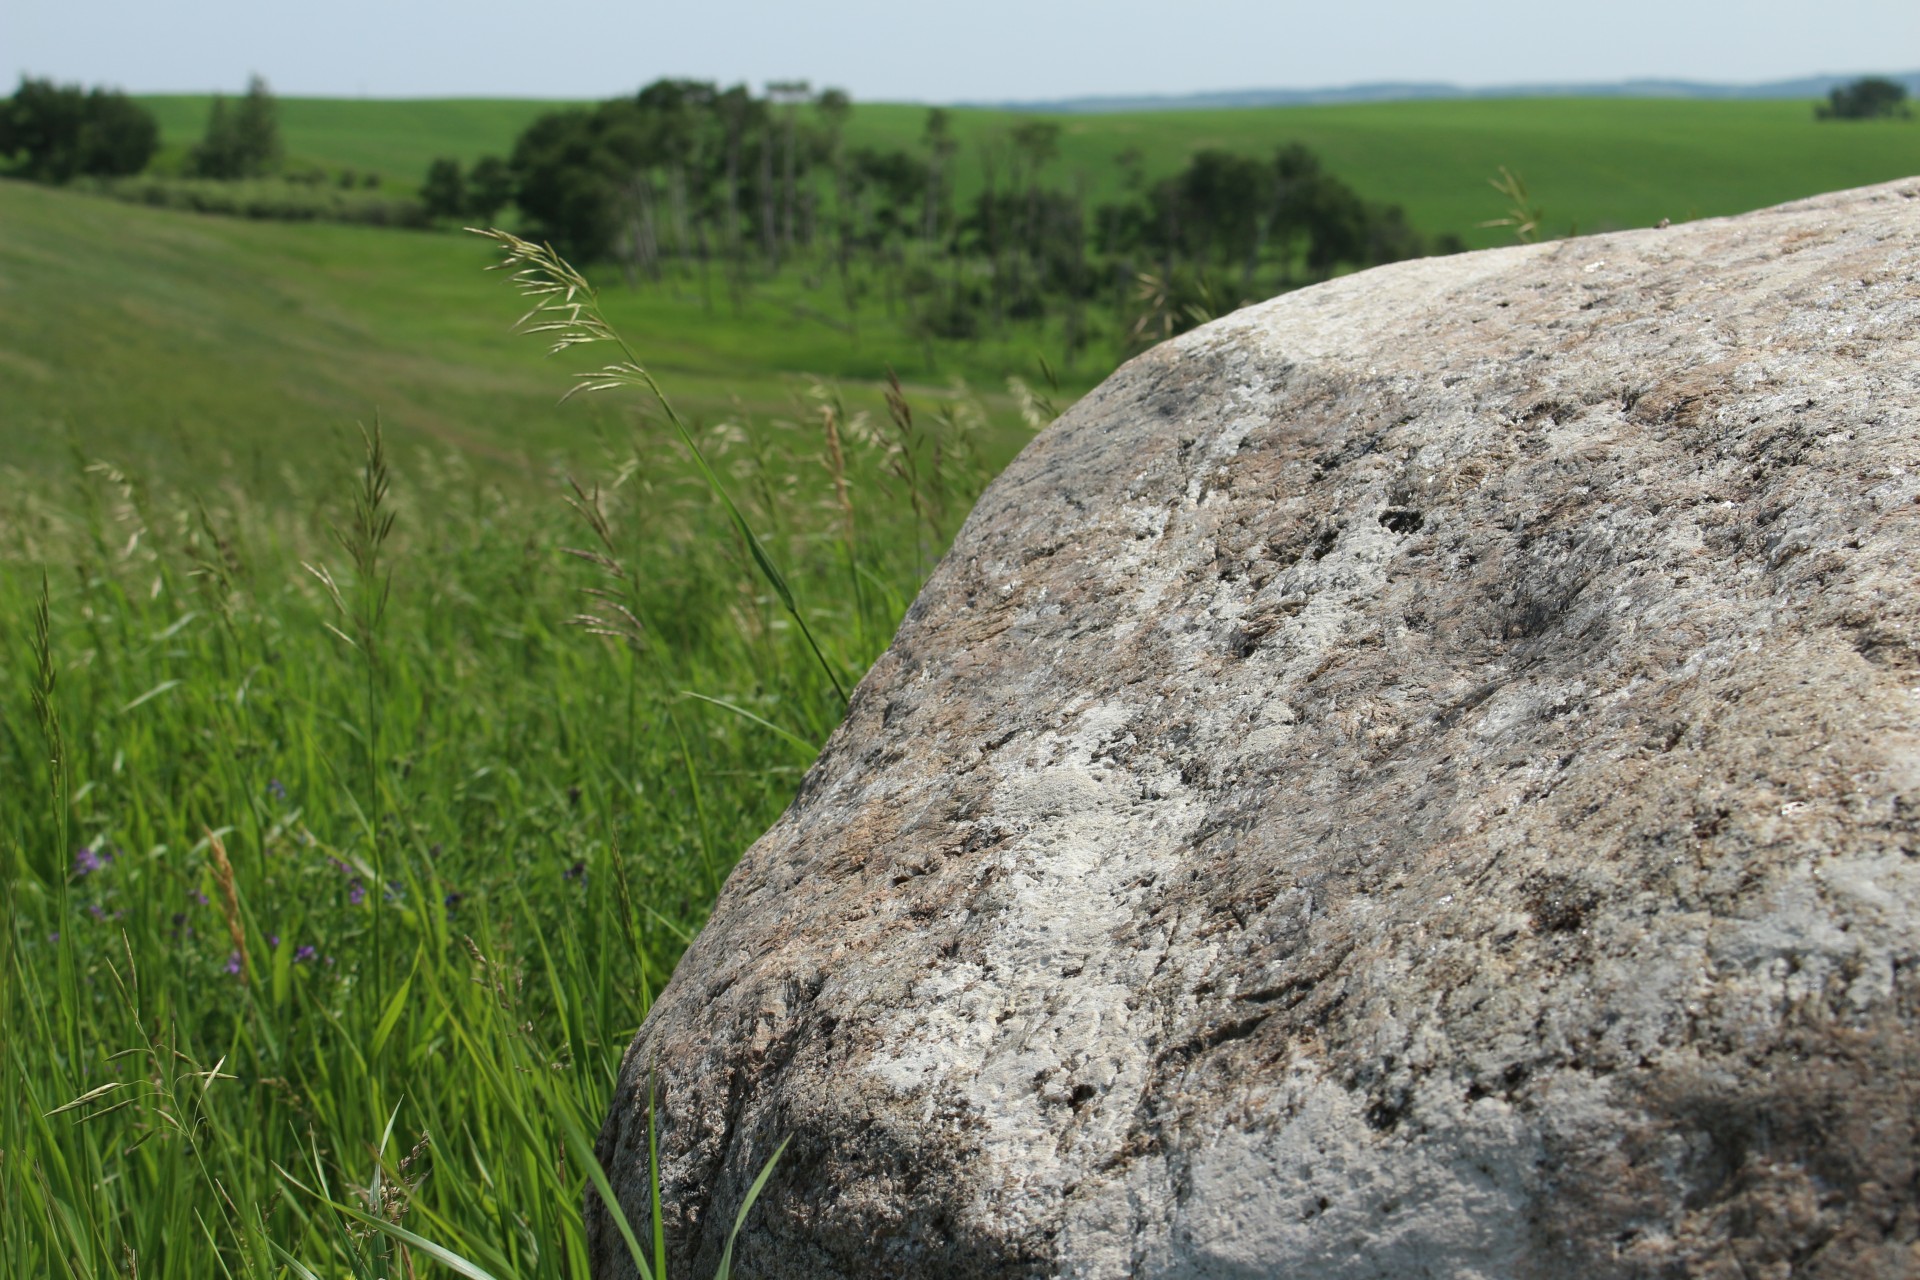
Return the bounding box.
[138,96,574,182]
[137,93,1920,245]
[0,179,1058,488]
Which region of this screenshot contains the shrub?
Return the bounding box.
[0,77,159,181]
[89,175,429,227]
[467,154,513,221]
[1816,77,1911,121]
[186,75,282,179]
[421,156,466,220]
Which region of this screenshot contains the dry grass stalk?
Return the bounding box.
[206,829,246,977]
[821,403,855,546]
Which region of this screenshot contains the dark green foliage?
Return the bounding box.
[0,77,159,181]
[1095,140,1431,337]
[187,75,282,179]
[1816,77,1911,121]
[507,106,629,259]
[466,154,512,221]
[499,81,1455,358]
[421,155,465,219]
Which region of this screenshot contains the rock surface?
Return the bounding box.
[590,180,1920,1279]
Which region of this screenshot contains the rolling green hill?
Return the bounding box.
[137,94,1920,246]
[0,177,1044,487]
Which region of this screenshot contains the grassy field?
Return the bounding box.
[138,93,1920,245]
[2,193,1008,1277]
[0,178,1058,487]
[139,96,574,183]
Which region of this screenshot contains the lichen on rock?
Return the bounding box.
[591,179,1920,1279]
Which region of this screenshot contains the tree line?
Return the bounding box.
[0,75,291,181]
[1816,76,1911,121]
[422,80,1466,353]
[0,78,159,181]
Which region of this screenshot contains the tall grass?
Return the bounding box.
[1,311,1008,1276]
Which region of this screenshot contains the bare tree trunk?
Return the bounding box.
[981,144,1003,330]
[669,163,692,285]
[835,160,857,335]
[725,123,745,312]
[782,110,798,259]
[923,154,941,246]
[636,173,661,282]
[759,122,778,269]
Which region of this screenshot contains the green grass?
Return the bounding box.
[138,96,576,183]
[1,214,1012,1276]
[137,93,1920,245]
[0,178,1061,487]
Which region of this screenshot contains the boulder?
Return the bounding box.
[590,180,1920,1279]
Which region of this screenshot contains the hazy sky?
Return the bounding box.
[9,0,1918,101]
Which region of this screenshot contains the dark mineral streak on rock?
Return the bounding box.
[590,180,1920,1279]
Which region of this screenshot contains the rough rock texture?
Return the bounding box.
[591,180,1920,1279]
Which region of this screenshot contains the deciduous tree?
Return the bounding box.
[0,77,159,181]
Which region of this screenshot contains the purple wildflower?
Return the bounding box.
[268,934,280,948]
[225,952,242,975]
[443,891,465,913]
[268,778,287,801]
[87,903,107,920]
[73,848,103,877]
[348,880,366,906]
[192,889,209,905]
[294,945,317,963]
[564,860,587,882]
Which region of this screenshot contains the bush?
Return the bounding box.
[0,77,159,181]
[1816,77,1911,121]
[186,75,282,179]
[467,154,513,222]
[421,156,465,219]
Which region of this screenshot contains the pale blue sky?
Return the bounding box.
[8,0,1917,101]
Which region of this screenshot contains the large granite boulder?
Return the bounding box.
[590,180,1920,1279]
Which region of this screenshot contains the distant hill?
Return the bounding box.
[983,71,1920,114]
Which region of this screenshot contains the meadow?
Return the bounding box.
[2,186,1015,1277]
[0,178,1058,487]
[3,91,1917,1277]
